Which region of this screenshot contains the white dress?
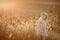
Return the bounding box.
[37,17,48,37]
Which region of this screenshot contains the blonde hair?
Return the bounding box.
[41,12,48,17]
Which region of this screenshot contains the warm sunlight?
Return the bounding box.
[0,2,17,9]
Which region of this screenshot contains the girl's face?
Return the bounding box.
[42,14,47,20]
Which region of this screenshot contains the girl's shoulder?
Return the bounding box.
[39,17,42,21]
[38,17,43,23]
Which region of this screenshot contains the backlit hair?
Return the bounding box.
[41,12,48,17]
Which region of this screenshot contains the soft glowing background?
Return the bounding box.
[0,0,60,40]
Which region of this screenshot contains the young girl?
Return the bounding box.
[37,12,49,40]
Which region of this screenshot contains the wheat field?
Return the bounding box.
[0,0,60,40]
